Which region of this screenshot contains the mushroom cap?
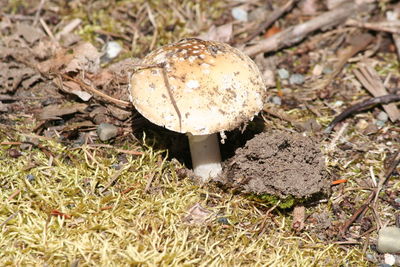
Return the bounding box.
[129,38,266,135]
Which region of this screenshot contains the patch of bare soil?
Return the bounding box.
[222,131,330,199]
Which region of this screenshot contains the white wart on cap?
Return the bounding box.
[129,38,265,135]
[129,38,266,181]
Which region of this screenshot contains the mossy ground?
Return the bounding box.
[0,130,367,266]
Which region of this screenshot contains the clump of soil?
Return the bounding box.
[222,130,330,199]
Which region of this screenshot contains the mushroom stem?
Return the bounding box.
[187,133,222,182]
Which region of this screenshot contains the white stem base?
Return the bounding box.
[188,133,222,182]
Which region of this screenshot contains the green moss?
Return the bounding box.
[247,194,296,209]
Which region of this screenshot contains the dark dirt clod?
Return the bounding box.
[222,130,330,199]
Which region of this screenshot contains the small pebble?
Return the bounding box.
[377,111,389,122]
[26,174,35,182]
[97,123,118,141]
[277,68,289,79]
[322,66,333,74]
[101,41,123,63]
[376,120,386,128]
[365,253,376,262]
[377,226,400,253]
[312,64,323,76]
[332,100,343,107]
[289,74,305,85]
[271,96,282,106]
[217,217,229,225]
[105,41,122,59]
[384,254,396,266]
[8,149,22,158]
[262,69,275,87]
[231,7,248,22]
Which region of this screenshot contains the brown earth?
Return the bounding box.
[222,130,330,199]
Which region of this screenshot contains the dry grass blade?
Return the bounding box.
[353,65,400,122]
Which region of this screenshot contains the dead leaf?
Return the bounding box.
[107,105,131,121]
[182,203,214,225]
[38,103,88,120]
[64,42,101,73]
[263,26,282,38]
[0,62,36,93]
[38,42,100,74]
[16,23,44,44]
[62,80,92,101]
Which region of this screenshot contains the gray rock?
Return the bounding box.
[377,111,389,122]
[271,96,282,106]
[322,66,333,74]
[377,227,400,253]
[289,74,305,85]
[277,68,289,79]
[97,123,118,141]
[231,7,248,22]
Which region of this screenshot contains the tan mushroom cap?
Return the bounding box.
[129,38,266,135]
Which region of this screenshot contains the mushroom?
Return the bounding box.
[129,38,266,182]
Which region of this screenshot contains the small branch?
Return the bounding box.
[61,74,131,108]
[340,150,400,236]
[314,33,373,90]
[325,94,400,133]
[354,65,400,122]
[244,2,369,57]
[346,19,400,34]
[239,0,299,44]
[33,0,46,26]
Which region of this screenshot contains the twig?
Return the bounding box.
[131,63,182,132]
[374,151,400,205]
[244,2,369,57]
[33,0,46,26]
[86,144,143,156]
[325,94,400,133]
[340,190,376,236]
[161,67,182,132]
[7,189,22,201]
[387,11,400,73]
[314,33,373,90]
[327,122,348,151]
[39,18,57,43]
[340,150,400,236]
[0,211,20,228]
[144,173,156,193]
[263,105,296,123]
[101,168,126,194]
[354,65,400,122]
[346,19,400,34]
[239,0,299,44]
[61,74,131,108]
[55,18,82,40]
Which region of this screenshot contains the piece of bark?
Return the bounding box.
[244,1,370,57]
[354,65,400,122]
